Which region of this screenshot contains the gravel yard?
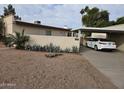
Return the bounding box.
[0,49,117,89]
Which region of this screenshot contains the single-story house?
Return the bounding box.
[72,24,124,52]
[3,14,80,51]
[5,14,124,52]
[3,14,70,36]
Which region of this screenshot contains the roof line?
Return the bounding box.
[72,27,124,31]
[14,20,70,31]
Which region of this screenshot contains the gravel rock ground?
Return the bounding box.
[0,49,117,89]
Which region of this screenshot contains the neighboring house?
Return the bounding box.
[3,14,80,51]
[72,24,124,52]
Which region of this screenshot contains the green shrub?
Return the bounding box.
[32,45,38,51]
[3,30,29,49]
[25,44,79,53]
[54,46,60,52]
[25,43,61,53]
[25,44,31,50]
[48,43,54,52]
[64,48,71,53]
[72,46,79,53]
[3,36,14,47]
[35,45,41,51]
[44,43,61,53]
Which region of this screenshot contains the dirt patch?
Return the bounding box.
[0,49,117,89]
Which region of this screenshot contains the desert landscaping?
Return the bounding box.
[0,48,117,89]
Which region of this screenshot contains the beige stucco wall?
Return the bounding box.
[28,35,80,51]
[13,24,68,36]
[3,14,14,35]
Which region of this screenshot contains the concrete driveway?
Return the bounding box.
[81,47,124,88]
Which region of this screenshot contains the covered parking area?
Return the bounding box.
[72,27,124,52]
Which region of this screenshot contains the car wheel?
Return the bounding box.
[94,45,98,51]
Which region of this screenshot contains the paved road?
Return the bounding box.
[81,47,124,88]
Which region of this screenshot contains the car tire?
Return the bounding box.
[94,45,98,51]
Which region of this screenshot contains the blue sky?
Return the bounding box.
[0,4,124,28]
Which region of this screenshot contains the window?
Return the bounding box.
[60,32,65,36]
[46,30,52,36]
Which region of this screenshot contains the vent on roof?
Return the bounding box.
[14,15,21,20]
[34,21,41,25]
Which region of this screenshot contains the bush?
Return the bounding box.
[25,44,31,50]
[25,43,61,53]
[54,46,60,52]
[3,36,14,47]
[25,44,79,53]
[72,46,79,53]
[64,48,71,53]
[29,45,41,51]
[3,30,29,49]
[44,43,61,53]
[46,43,54,52]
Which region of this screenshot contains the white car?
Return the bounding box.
[86,38,117,50]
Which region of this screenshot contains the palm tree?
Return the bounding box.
[4,4,16,16]
[5,30,30,49]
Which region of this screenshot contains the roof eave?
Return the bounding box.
[72,27,124,33]
[14,20,70,31]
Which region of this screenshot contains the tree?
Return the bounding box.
[4,4,16,16]
[80,6,110,27]
[5,30,30,49]
[100,10,109,21]
[116,17,124,24]
[3,4,21,20]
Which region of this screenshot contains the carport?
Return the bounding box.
[72,27,124,52]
